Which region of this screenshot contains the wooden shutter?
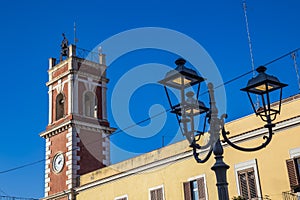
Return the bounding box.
[238,172,249,199]
[183,181,192,200]
[197,177,206,200]
[286,158,300,188]
[156,188,163,200]
[150,189,156,200]
[238,168,258,199]
[247,170,257,198]
[150,188,163,200]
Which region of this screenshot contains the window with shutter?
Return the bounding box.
[286,158,300,191]
[149,187,164,200]
[238,168,258,199]
[183,177,207,200]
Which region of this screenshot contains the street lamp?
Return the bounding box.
[158,58,208,145]
[223,66,288,151]
[241,66,287,124]
[158,58,287,200]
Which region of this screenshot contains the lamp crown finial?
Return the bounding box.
[175,58,186,66]
[256,66,267,73]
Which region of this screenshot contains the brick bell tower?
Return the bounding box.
[40,43,115,199]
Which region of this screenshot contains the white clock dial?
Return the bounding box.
[52,153,64,173]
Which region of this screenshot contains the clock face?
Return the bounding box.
[52,153,64,173]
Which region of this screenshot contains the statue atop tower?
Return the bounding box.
[60,33,69,61]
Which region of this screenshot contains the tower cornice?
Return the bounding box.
[40,118,116,139]
[40,120,72,139]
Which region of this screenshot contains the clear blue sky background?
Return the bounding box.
[0,0,299,198]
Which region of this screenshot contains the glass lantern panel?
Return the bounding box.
[171,77,192,86]
[255,83,274,92]
[186,108,200,115]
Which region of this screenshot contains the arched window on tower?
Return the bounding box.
[84,91,97,118]
[56,93,65,120]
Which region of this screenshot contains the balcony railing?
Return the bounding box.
[54,46,100,65]
[76,47,99,63]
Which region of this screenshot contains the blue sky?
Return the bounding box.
[0,0,299,198]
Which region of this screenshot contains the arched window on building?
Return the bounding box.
[84,91,97,118]
[56,93,65,120]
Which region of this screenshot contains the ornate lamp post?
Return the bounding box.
[158,58,287,200]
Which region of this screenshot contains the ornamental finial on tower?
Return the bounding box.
[98,46,106,65]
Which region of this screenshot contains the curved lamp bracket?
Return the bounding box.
[192,146,213,163]
[221,124,274,152]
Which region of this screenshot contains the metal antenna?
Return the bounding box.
[291,52,300,91]
[73,22,79,45]
[243,0,259,108]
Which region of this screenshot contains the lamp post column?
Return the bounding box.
[208,83,230,200]
[211,139,230,200]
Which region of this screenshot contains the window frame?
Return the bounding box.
[148,185,165,200]
[234,159,262,199]
[289,147,300,158]
[183,174,208,200]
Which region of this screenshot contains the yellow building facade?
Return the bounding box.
[75,95,300,200]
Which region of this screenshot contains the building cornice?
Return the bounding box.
[40,189,73,200]
[40,121,72,138]
[75,149,195,193]
[73,120,116,134]
[40,119,116,138]
[74,114,300,193]
[46,70,73,86]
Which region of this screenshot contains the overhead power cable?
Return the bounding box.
[0,160,45,175]
[0,48,299,176]
[0,188,8,196]
[0,195,39,200]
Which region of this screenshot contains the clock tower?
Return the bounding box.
[40,44,115,199]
